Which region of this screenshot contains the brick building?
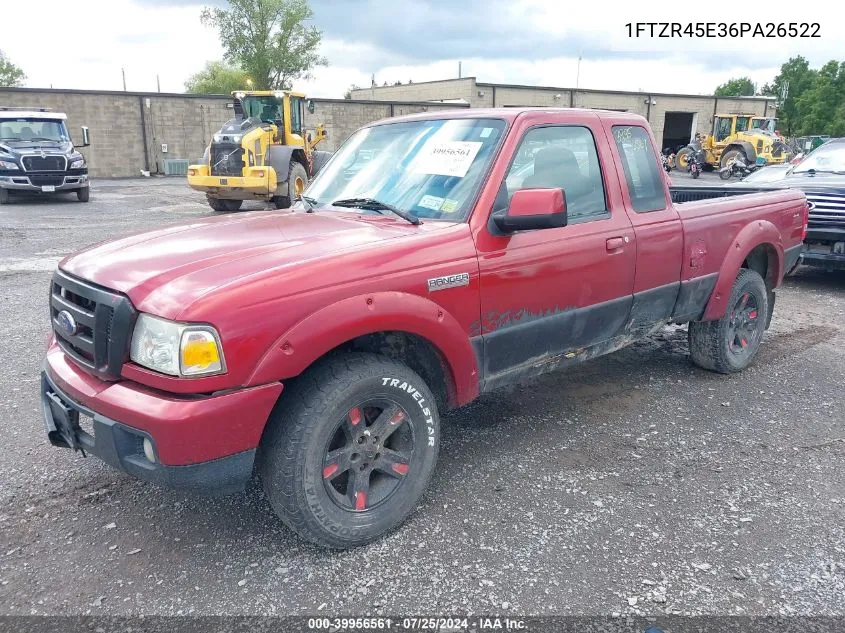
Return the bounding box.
[351,77,778,152]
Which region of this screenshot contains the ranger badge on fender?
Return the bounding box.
[427,272,470,292]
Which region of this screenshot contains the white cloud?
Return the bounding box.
[3,0,843,98]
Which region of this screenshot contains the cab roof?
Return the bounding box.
[365,107,649,127]
[0,110,68,121]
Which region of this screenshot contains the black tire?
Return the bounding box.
[675,147,693,171]
[272,161,309,209]
[688,268,768,374]
[0,187,9,205]
[258,353,440,549]
[719,168,733,180]
[720,148,745,170]
[76,187,90,202]
[692,169,700,179]
[206,195,242,212]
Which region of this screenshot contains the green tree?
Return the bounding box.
[185,61,252,94]
[761,56,817,136]
[0,50,26,87]
[793,60,845,136]
[201,0,327,91]
[343,84,360,100]
[714,77,755,97]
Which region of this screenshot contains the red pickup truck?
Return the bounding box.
[42,109,807,548]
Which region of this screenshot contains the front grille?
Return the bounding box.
[22,155,66,172]
[29,174,64,187]
[210,143,244,176]
[50,270,137,380]
[806,190,845,229]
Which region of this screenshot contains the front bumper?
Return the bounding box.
[801,229,845,270]
[187,166,277,200]
[0,173,88,192]
[42,345,283,494]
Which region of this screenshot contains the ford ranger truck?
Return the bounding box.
[0,107,90,203]
[41,109,807,549]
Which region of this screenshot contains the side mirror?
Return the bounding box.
[493,188,567,233]
[307,99,315,114]
[80,126,90,147]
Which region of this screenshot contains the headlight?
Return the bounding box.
[213,133,223,143]
[231,134,243,144]
[70,158,85,169]
[129,314,225,377]
[0,160,19,170]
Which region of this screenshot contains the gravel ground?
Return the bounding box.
[0,178,843,617]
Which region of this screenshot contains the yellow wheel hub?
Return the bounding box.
[677,153,689,169]
[294,176,305,196]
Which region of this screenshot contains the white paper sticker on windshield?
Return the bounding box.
[413,141,483,178]
[418,195,444,211]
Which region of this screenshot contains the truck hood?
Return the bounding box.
[0,140,74,155]
[60,210,423,317]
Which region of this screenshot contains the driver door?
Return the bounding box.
[473,116,636,392]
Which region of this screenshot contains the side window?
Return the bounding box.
[714,117,732,141]
[290,97,303,135]
[612,125,666,213]
[504,126,607,222]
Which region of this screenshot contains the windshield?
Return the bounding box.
[304,117,507,221]
[793,142,845,173]
[0,118,70,142]
[751,118,776,133]
[242,96,282,123]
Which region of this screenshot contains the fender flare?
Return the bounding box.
[702,220,784,321]
[248,291,480,407]
[265,145,304,184]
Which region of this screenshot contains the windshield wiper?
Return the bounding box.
[299,195,316,212]
[330,197,420,225]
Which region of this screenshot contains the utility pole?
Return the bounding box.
[157,75,161,93]
[575,53,582,90]
[122,68,127,91]
[458,61,462,79]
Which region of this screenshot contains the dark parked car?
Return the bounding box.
[733,138,845,271]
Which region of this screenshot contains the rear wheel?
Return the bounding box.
[258,353,440,549]
[0,188,9,205]
[76,187,90,202]
[206,195,242,212]
[720,148,745,170]
[688,268,768,374]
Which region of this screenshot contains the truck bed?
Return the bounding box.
[669,185,776,204]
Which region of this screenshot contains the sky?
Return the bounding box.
[3,0,843,98]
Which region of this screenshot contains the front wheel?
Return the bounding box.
[0,187,9,205]
[206,195,242,212]
[675,147,692,171]
[719,168,733,180]
[691,168,700,179]
[688,268,769,374]
[76,187,90,202]
[258,353,440,548]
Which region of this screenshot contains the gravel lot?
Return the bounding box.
[0,178,843,617]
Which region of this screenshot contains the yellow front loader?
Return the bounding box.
[188,90,330,212]
[675,114,790,172]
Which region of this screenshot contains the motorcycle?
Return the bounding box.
[719,154,758,180]
[687,144,703,179]
[661,152,673,173]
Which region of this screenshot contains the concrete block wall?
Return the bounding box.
[0,88,463,178]
[349,78,778,149]
[350,78,475,105]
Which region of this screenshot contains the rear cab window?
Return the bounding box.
[612,126,666,213]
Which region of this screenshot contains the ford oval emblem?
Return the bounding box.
[56,310,78,337]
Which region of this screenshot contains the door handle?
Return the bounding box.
[606,236,627,251]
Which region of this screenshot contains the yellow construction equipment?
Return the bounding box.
[188,90,330,212]
[675,114,790,172]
